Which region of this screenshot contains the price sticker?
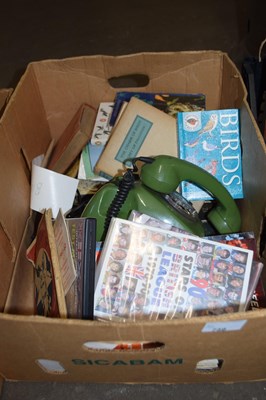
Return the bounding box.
[202,320,247,333]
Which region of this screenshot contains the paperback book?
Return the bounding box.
[26,209,67,318]
[94,218,254,322]
[177,109,244,201]
[110,92,206,126]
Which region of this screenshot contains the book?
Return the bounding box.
[65,217,97,319]
[90,102,114,145]
[47,103,96,174]
[53,209,77,295]
[78,142,107,181]
[26,209,67,318]
[94,218,254,321]
[110,92,206,126]
[94,97,178,179]
[177,109,244,201]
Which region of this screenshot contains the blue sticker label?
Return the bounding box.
[115,116,153,164]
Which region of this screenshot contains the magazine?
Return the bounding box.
[94,218,254,321]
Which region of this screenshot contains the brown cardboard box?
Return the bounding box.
[0,51,266,384]
[0,88,13,118]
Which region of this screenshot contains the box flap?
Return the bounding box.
[0,88,13,117]
[30,51,229,140]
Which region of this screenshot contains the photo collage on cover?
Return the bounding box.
[94,220,252,320]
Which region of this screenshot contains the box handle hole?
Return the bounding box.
[36,359,67,374]
[108,74,149,89]
[83,341,164,352]
[195,358,224,374]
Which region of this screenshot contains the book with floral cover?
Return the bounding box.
[93,218,254,321]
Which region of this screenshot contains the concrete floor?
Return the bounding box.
[1,0,266,398]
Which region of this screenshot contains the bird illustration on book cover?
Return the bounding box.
[178,109,244,201]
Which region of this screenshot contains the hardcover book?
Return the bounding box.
[94,218,254,322]
[177,109,244,201]
[65,217,97,319]
[26,209,67,318]
[110,92,206,126]
[47,103,96,174]
[94,97,178,179]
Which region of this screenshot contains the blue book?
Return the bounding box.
[110,91,206,126]
[178,109,244,201]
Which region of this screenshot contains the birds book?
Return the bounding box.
[177,109,244,201]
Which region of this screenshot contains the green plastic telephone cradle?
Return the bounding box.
[82,155,241,241]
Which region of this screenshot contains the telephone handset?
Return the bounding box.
[82,155,241,241]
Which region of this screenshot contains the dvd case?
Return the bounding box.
[94,218,254,321]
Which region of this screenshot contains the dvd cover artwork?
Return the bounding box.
[129,210,190,234]
[206,231,265,310]
[94,218,254,322]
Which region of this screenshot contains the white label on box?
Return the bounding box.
[202,320,247,333]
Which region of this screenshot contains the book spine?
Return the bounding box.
[45,209,68,318]
[82,218,97,319]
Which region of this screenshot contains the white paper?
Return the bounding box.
[30,163,78,218]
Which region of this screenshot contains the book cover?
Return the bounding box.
[110,92,206,126]
[178,109,244,201]
[90,102,114,145]
[66,217,96,319]
[94,97,178,179]
[94,218,254,321]
[26,209,67,318]
[47,103,96,174]
[53,209,77,295]
[78,142,107,181]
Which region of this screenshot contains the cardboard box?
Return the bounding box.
[0,51,266,384]
[0,88,13,118]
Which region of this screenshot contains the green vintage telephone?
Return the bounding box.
[82,155,241,241]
